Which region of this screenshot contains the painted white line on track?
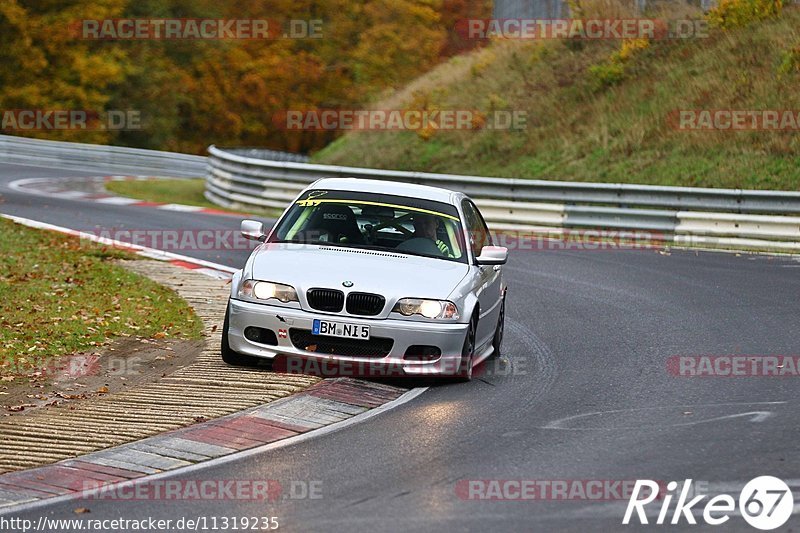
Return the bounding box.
[94,196,141,205]
[540,401,787,431]
[158,203,206,212]
[8,175,247,217]
[6,176,57,192]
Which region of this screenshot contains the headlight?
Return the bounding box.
[239,279,298,303]
[393,298,459,320]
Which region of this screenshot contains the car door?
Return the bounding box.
[462,199,503,352]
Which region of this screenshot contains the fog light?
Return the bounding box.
[243,326,278,346]
[404,345,442,361]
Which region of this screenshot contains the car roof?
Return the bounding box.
[307,177,460,205]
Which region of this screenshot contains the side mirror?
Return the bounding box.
[476,245,508,265]
[241,220,266,242]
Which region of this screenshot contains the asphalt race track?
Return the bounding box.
[1,162,799,532]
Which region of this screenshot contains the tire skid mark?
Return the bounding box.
[506,317,557,402]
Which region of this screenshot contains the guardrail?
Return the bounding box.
[206,145,800,253]
[0,134,206,177]
[8,135,793,252]
[205,145,800,252]
[218,147,309,164]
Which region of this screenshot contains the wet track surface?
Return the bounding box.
[1,162,799,532]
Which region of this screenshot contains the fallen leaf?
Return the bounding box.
[97,386,109,394]
[6,404,34,412]
[74,507,90,514]
[55,392,84,400]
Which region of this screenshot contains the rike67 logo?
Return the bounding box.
[623,477,794,530]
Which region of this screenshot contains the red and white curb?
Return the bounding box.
[0,379,422,512]
[1,213,236,280]
[8,175,248,218]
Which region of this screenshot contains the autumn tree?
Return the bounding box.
[1,0,491,153]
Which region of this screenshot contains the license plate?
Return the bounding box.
[312,319,370,340]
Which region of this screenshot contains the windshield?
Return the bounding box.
[270,189,467,263]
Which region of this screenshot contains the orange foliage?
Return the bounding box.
[0,0,486,154]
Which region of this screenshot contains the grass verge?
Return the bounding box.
[104,178,278,216]
[0,217,202,374]
[313,6,800,190]
[105,178,224,210]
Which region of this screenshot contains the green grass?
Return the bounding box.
[313,6,800,190]
[105,178,278,216]
[106,178,222,210]
[0,217,202,374]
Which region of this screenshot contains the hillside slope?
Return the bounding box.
[314,5,800,190]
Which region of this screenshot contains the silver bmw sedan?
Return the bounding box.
[222,178,508,381]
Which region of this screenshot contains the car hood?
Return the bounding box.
[250,243,469,300]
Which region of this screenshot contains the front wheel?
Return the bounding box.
[490,296,505,359]
[454,315,477,382]
[221,302,259,367]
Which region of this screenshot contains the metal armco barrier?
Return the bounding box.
[206,145,800,253]
[5,135,794,253]
[0,134,206,177]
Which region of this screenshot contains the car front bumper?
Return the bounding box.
[227,298,469,376]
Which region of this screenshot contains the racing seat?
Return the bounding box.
[303,204,365,245]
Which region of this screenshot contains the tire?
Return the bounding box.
[454,314,477,382]
[221,301,259,367]
[490,296,505,359]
